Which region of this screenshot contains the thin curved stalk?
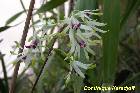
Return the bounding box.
[20,0,36,32]
[9,0,36,93]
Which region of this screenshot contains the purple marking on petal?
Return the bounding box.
[85,13,91,16]
[25,39,39,49]
[31,44,36,49]
[22,56,27,60]
[78,40,86,48]
[32,39,39,46]
[80,44,86,48]
[71,23,81,30]
[71,24,74,29]
[25,45,31,48]
[77,23,81,28]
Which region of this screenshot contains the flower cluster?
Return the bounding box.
[10,10,107,80]
[61,10,107,80]
[62,10,107,60]
[11,37,42,68]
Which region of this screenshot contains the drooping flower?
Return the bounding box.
[25,39,39,49]
[70,60,95,78]
[61,10,107,60]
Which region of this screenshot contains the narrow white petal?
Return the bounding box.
[80,25,93,31]
[93,26,107,33]
[88,21,106,27]
[72,63,85,78]
[86,46,95,55]
[75,61,91,69]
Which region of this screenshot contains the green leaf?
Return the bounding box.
[0,79,8,93]
[5,11,24,25]
[72,74,83,93]
[37,0,68,13]
[121,0,140,29]
[102,0,120,84]
[54,48,67,59]
[14,41,21,48]
[75,0,99,20]
[15,76,31,93]
[75,0,98,10]
[0,52,8,93]
[88,64,96,69]
[0,26,11,33]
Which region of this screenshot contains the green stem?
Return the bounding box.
[20,0,27,14]
[20,0,36,32]
[0,52,9,92]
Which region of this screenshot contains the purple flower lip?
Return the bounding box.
[78,40,86,48]
[85,13,91,16]
[77,23,81,28]
[25,44,37,49]
[32,44,36,49]
[71,23,81,30]
[32,40,38,46]
[22,56,27,60]
[25,39,39,49]
[25,45,32,48]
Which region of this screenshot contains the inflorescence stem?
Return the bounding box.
[9,0,35,93]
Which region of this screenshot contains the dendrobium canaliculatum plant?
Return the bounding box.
[11,10,107,83]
